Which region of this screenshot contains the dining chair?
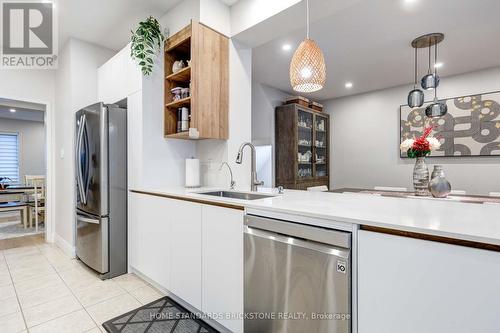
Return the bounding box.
[307,185,329,192]
[25,175,46,231]
[374,186,408,192]
[25,175,45,198]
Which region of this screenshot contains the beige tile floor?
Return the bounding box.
[0,242,165,333]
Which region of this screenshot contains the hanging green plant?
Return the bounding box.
[131,16,164,76]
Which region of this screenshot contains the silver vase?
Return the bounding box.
[429,165,451,198]
[413,157,430,196]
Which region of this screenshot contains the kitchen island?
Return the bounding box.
[132,187,500,246]
[129,187,500,333]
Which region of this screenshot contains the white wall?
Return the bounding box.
[0,118,46,180]
[252,82,289,145]
[0,70,55,106]
[200,0,231,36]
[159,0,200,36]
[323,66,500,195]
[251,82,289,187]
[55,38,115,252]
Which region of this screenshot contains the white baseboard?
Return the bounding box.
[55,233,76,258]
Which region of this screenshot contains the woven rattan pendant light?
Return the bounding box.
[290,0,326,93]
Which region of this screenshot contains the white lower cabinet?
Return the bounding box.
[358,230,500,333]
[129,193,244,332]
[129,192,171,290]
[201,205,244,333]
[169,200,202,310]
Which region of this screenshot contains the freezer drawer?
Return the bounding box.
[76,211,108,274]
[244,215,351,333]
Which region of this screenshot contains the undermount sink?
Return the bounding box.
[198,191,275,200]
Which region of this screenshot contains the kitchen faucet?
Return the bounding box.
[236,142,264,191]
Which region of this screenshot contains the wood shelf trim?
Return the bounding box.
[361,225,500,252]
[165,97,191,109]
[130,190,244,211]
[166,66,191,82]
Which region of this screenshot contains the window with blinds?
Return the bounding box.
[0,133,19,182]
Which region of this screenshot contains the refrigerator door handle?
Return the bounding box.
[76,114,87,205]
[82,120,91,203]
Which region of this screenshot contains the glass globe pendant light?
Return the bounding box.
[421,44,440,90]
[290,0,326,93]
[407,47,424,108]
[425,42,447,117]
[407,33,447,117]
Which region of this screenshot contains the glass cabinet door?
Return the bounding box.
[314,114,328,178]
[297,109,313,179]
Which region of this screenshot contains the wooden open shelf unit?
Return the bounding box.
[164,21,229,140]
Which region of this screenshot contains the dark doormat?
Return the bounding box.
[102,296,219,333]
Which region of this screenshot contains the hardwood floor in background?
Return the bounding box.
[0,234,45,250]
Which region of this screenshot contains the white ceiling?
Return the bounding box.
[57,0,182,51]
[220,0,240,5]
[252,0,500,101]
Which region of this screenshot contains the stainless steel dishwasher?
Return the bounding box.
[244,214,351,333]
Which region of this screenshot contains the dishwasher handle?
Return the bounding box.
[245,214,351,249]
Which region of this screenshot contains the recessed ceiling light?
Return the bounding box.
[404,0,417,3]
[345,82,353,89]
[282,44,292,51]
[9,109,16,113]
[434,62,443,68]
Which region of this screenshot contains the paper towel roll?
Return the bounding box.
[185,158,200,188]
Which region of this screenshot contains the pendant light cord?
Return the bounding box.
[427,44,431,74]
[414,47,418,88]
[306,0,310,39]
[434,40,438,76]
[434,41,438,100]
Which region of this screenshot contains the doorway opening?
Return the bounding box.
[0,98,48,245]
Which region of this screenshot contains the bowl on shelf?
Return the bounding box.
[172,60,186,73]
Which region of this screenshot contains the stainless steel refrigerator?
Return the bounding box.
[75,102,127,279]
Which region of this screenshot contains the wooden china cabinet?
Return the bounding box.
[275,103,330,190]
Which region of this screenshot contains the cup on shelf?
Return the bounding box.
[180,107,189,132]
[181,87,190,99]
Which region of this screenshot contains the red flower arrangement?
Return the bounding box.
[400,126,441,158]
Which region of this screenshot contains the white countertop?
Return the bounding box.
[131,187,500,246]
